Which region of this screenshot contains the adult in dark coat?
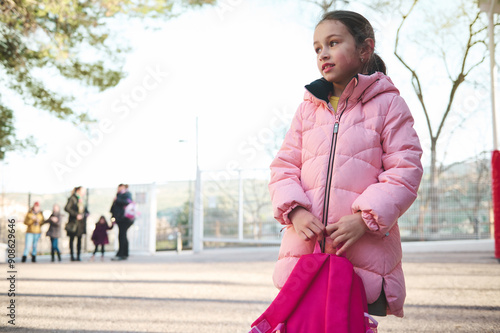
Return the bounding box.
[110,184,134,260]
[64,186,87,261]
[42,204,63,262]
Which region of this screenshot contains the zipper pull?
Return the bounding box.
[333,122,339,134]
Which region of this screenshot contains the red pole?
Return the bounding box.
[492,150,500,259]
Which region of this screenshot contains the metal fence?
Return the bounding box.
[1,163,494,255]
[0,189,119,257]
[0,184,157,257]
[200,169,279,246]
[193,165,494,247]
[399,172,492,241]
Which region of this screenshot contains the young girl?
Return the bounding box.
[269,10,423,319]
[90,216,114,261]
[42,204,63,262]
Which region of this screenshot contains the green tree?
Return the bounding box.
[0,0,214,160]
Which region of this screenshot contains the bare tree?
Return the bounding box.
[446,152,490,239]
[305,0,350,13]
[243,178,272,239]
[394,0,496,231]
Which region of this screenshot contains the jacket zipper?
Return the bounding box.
[320,99,348,253]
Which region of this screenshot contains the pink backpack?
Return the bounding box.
[249,248,378,333]
[124,201,138,221]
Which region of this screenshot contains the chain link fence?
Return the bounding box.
[399,164,492,241]
[195,163,493,246]
[1,161,494,255]
[200,169,278,246]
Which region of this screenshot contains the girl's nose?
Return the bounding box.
[319,48,330,60]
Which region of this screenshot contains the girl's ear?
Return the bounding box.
[360,38,375,59]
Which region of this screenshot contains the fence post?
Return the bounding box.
[176,230,182,253]
[238,170,244,241]
[149,183,157,255]
[492,150,500,260]
[193,168,203,253]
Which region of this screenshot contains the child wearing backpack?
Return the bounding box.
[269,9,423,321]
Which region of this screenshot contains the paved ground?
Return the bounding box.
[1,247,499,332]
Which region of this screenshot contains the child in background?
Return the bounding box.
[42,204,63,262]
[90,216,114,261]
[269,10,423,321]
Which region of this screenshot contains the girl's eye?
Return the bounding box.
[315,47,322,54]
[330,41,338,47]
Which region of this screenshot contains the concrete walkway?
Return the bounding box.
[1,243,499,332]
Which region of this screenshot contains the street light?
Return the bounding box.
[179,117,203,253]
[192,117,203,253]
[478,0,500,260]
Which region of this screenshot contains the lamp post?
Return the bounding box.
[192,116,203,253]
[479,0,500,260]
[179,117,203,253]
[479,0,500,149]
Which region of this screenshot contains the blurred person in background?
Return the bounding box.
[64,186,88,261]
[42,204,63,262]
[110,184,134,261]
[22,201,44,263]
[90,215,115,261]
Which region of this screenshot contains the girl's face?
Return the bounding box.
[313,20,364,96]
[99,218,105,224]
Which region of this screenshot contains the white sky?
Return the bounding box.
[1,0,497,194]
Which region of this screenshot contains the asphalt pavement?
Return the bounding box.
[1,244,499,333]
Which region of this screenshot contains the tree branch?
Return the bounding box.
[394,0,434,139]
[435,11,484,141]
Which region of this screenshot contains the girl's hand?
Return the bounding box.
[289,206,324,241]
[326,212,368,256]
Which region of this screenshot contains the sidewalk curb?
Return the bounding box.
[402,239,494,253]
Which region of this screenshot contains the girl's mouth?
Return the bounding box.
[322,63,334,72]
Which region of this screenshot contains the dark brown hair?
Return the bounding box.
[317,10,386,75]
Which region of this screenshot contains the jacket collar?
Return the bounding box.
[304,77,333,104]
[304,72,398,110]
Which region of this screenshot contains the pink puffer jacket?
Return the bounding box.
[269,72,423,317]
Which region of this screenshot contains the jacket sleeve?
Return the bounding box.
[351,95,423,237]
[116,192,132,206]
[268,104,312,225]
[64,196,79,218]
